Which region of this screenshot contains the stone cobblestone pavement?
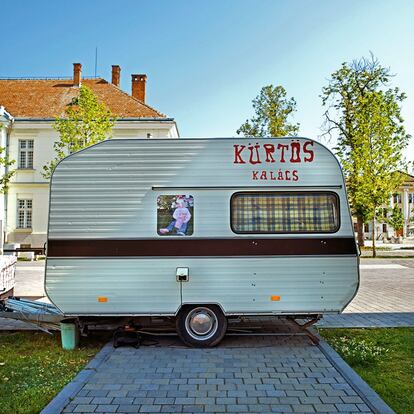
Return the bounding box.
[53,335,382,414]
[318,259,414,328]
[318,311,414,328]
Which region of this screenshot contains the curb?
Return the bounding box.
[40,342,113,414]
[316,333,395,414]
[0,318,40,330]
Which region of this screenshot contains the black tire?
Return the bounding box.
[176,305,227,348]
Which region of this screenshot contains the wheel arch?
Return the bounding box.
[177,302,226,316]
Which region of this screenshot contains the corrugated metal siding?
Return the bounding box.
[46,138,358,315]
[46,256,357,315]
[181,256,357,313]
[46,258,181,314]
[48,138,352,239]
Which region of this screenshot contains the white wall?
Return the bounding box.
[6,185,49,245]
[0,124,6,246]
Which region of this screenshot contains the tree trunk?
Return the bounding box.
[372,217,376,258]
[357,215,364,247]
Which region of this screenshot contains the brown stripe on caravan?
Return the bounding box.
[47,237,357,257]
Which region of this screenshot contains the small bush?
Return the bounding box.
[330,336,388,365]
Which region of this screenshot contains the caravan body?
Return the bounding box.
[45,138,359,345]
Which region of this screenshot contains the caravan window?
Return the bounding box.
[231,192,339,234]
[157,195,194,236]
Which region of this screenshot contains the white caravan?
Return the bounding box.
[45,138,359,346]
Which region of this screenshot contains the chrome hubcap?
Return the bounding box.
[185,307,218,341]
[191,313,213,335]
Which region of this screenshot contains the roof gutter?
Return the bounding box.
[13,116,180,138]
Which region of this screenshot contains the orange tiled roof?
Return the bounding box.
[0,78,166,119]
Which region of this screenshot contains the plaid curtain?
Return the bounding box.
[231,193,338,233]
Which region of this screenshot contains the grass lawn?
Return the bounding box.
[319,328,414,414]
[0,331,104,414]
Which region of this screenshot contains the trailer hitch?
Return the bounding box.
[287,315,321,344]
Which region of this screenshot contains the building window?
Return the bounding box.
[231,192,339,234]
[393,193,402,204]
[409,193,414,204]
[17,199,32,229]
[364,223,369,233]
[383,223,387,232]
[18,140,34,169]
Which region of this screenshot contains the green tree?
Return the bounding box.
[0,126,15,193]
[237,85,299,137]
[43,85,116,178]
[321,55,411,256]
[387,205,404,234]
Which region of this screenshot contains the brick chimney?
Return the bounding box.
[73,63,82,87]
[131,74,147,102]
[112,65,121,87]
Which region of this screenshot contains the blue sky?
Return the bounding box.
[2,0,413,158]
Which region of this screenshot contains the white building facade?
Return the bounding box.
[0,64,179,247]
[359,173,414,240]
[0,107,14,251]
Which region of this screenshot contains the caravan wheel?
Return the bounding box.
[176,305,227,347]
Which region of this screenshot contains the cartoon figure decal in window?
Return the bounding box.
[157,195,194,236]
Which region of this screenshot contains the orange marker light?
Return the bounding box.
[98,296,108,303]
[271,295,281,301]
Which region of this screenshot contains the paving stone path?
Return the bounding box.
[51,335,384,414]
[318,260,414,328]
[318,312,414,328]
